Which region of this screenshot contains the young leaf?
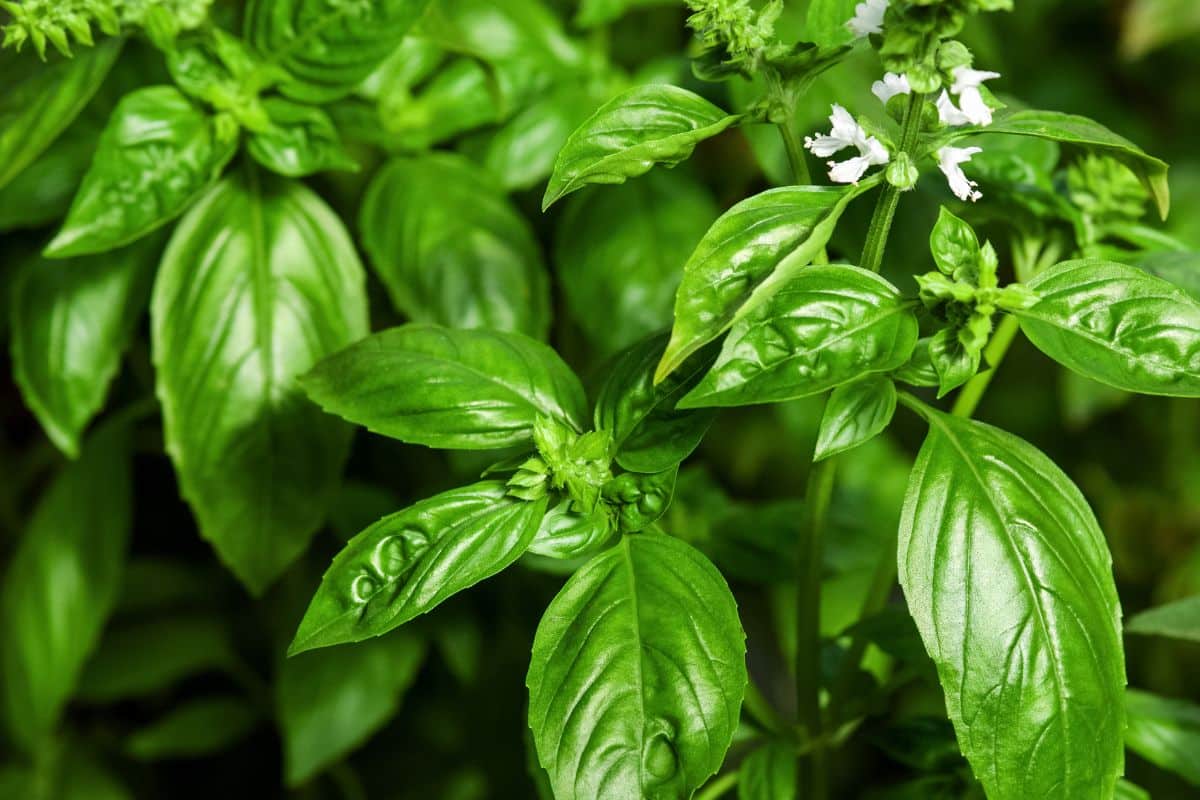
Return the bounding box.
[45,87,238,258]
[0,421,132,750]
[898,408,1125,800]
[360,154,551,337]
[977,110,1170,218]
[302,324,588,450]
[126,696,257,761]
[0,41,122,191]
[246,99,358,178]
[152,171,369,593]
[528,499,613,560]
[1125,595,1200,643]
[1015,259,1200,397]
[603,466,678,533]
[656,185,871,383]
[814,376,897,461]
[244,0,433,103]
[11,237,160,457]
[594,332,716,473]
[738,741,796,800]
[680,266,918,408]
[542,84,740,209]
[1125,689,1200,786]
[929,207,980,276]
[556,170,718,354]
[527,533,746,800]
[290,482,548,654]
[278,631,425,784]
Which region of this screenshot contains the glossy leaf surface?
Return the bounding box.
[542,84,739,209]
[46,86,238,258]
[738,741,796,800]
[0,422,132,750]
[656,186,866,382]
[152,172,369,593]
[527,533,746,800]
[247,99,357,177]
[11,237,160,457]
[360,154,550,337]
[303,324,587,450]
[291,483,548,654]
[898,409,1125,799]
[1016,259,1200,396]
[681,266,918,408]
[245,0,433,103]
[528,499,613,560]
[279,631,425,784]
[1124,689,1200,786]
[814,376,897,461]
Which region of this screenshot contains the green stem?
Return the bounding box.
[695,770,740,800]
[797,455,836,800]
[950,314,1021,419]
[778,114,812,186]
[743,678,788,735]
[860,93,925,273]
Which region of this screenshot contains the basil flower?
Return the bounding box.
[804,104,891,185]
[937,145,983,202]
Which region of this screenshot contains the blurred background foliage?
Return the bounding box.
[1,0,1198,797]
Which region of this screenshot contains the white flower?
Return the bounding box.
[846,0,887,38]
[804,104,890,185]
[938,67,1001,127]
[872,72,911,104]
[937,146,983,202]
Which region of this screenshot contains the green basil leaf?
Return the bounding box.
[681,265,918,408]
[556,170,718,354]
[247,98,358,177]
[528,498,614,560]
[127,696,257,761]
[527,533,746,800]
[804,0,859,48]
[1015,258,1200,397]
[360,154,550,337]
[703,499,802,584]
[420,0,585,73]
[380,58,502,150]
[45,86,238,258]
[152,172,369,593]
[0,421,132,750]
[575,0,673,27]
[603,466,677,533]
[814,376,897,462]
[893,337,940,388]
[594,332,716,473]
[977,110,1170,219]
[303,324,587,449]
[542,84,739,209]
[928,326,979,398]
[245,0,433,103]
[1134,250,1200,301]
[929,206,980,276]
[279,631,425,784]
[738,741,796,800]
[898,409,1124,800]
[1125,689,1200,786]
[11,237,160,457]
[0,41,122,192]
[1115,779,1151,800]
[1125,595,1200,643]
[657,185,869,382]
[290,482,548,654]
[77,616,236,703]
[0,103,101,231]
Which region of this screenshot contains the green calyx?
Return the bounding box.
[527,416,614,513]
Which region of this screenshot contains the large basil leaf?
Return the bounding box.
[0,421,132,750]
[290,482,547,654]
[303,324,587,449]
[360,154,550,337]
[527,533,746,800]
[1125,595,1200,643]
[45,86,238,258]
[1015,259,1200,397]
[977,110,1170,218]
[738,741,796,800]
[681,266,918,408]
[542,85,740,209]
[556,170,718,354]
[814,375,897,461]
[127,696,257,761]
[11,237,160,457]
[278,631,425,784]
[594,332,716,473]
[152,172,369,593]
[1124,689,1200,786]
[657,186,868,382]
[0,41,122,191]
[898,409,1124,799]
[244,0,433,103]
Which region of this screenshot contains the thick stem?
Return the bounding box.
[778,114,812,186]
[860,93,925,273]
[797,456,837,800]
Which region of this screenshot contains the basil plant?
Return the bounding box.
[2,0,1199,797]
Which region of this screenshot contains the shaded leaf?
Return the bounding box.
[127,696,257,760]
[815,376,897,461]
[1125,689,1200,786]
[1126,595,1200,643]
